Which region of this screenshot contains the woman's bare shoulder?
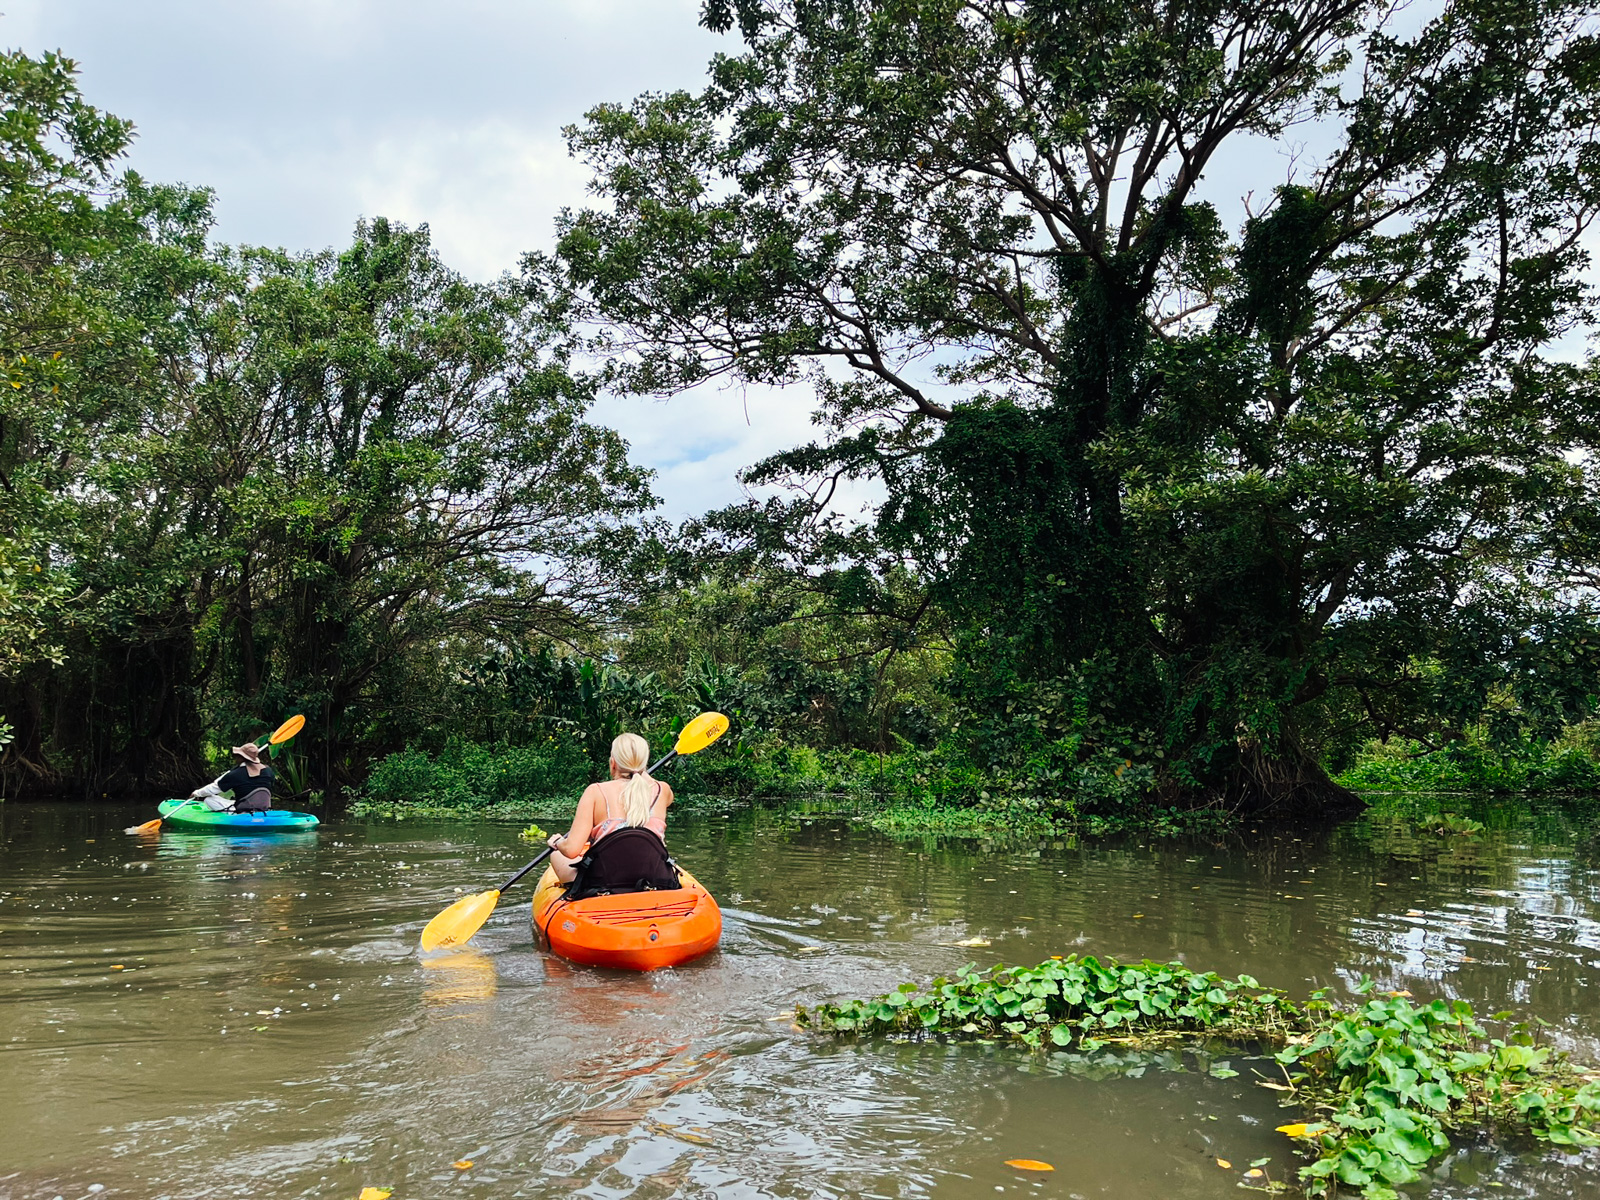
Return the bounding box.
[567,783,604,825]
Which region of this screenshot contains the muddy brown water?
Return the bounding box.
[3,801,1600,1199]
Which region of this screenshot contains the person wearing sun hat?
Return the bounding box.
[189,741,278,812]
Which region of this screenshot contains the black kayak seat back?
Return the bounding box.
[568,827,680,900]
[233,787,272,812]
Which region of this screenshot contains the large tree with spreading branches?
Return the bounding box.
[555,0,1600,813]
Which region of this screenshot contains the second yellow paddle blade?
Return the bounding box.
[269,713,306,744]
[674,711,728,756]
[420,889,501,951]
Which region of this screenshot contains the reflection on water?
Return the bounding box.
[157,829,322,858]
[1,800,1600,1198]
[421,949,498,1010]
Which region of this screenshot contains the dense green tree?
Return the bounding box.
[169,220,656,793]
[0,46,129,675]
[0,51,658,795]
[0,49,173,786]
[616,566,952,750]
[556,0,1600,812]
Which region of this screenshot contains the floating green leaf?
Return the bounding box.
[799,956,1596,1200]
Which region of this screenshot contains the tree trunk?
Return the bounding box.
[1218,741,1362,821]
[238,556,259,697]
[0,677,55,797]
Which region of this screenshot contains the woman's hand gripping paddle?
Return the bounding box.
[125,714,306,834]
[419,711,730,952]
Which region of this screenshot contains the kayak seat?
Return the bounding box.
[232,787,272,812]
[567,827,680,901]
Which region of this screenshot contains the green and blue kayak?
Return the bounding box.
[156,799,320,833]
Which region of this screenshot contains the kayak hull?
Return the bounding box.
[531,864,721,971]
[157,799,319,833]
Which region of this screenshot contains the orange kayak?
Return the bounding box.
[530,864,722,971]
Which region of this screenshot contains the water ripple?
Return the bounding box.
[4,804,1600,1198]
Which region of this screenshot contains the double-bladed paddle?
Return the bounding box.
[419,711,729,952]
[125,714,307,834]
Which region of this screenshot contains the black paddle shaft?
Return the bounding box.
[497,847,554,893]
[493,748,682,894]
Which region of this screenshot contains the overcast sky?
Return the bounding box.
[5,0,824,521]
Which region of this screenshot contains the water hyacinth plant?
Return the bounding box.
[799,957,1600,1198]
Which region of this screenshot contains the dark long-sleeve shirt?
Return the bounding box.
[217,765,275,797]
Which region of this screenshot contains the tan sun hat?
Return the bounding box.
[232,743,263,765]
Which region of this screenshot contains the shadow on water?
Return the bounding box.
[2,798,1600,1197]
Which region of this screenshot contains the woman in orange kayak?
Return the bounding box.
[545,733,673,883]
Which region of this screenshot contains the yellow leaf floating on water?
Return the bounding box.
[1276,1123,1327,1138]
[1245,1168,1265,1178]
[1004,1159,1055,1171]
[1216,1158,1232,1169]
[452,1160,473,1170]
[358,1190,392,1200]
[954,937,991,947]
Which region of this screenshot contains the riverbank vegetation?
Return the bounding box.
[1336,726,1600,796]
[800,956,1600,1198]
[5,0,1600,828]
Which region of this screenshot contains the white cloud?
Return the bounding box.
[235,119,590,282]
[5,0,724,266]
[590,380,887,523]
[5,0,817,520]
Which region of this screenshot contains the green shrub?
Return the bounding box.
[1536,746,1600,791]
[361,736,590,808]
[668,735,1157,828]
[359,729,1165,829]
[1337,727,1600,796]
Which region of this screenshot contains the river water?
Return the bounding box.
[3,801,1600,1199]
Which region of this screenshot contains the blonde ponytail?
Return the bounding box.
[610,732,654,827]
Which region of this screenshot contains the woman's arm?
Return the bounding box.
[548,785,599,858]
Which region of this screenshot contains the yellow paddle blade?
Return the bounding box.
[674,712,729,757]
[269,713,306,744]
[420,889,501,951]
[125,816,163,834]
